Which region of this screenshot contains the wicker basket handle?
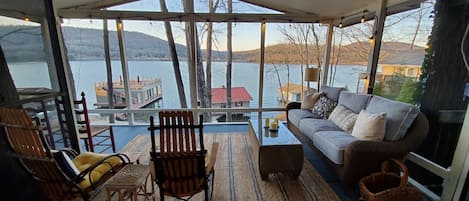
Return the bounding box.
[381,159,409,188]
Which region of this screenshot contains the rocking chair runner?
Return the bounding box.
[0,107,130,201]
[149,111,219,201]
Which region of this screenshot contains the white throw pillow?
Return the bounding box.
[351,110,387,141]
[301,92,324,109]
[328,104,358,133]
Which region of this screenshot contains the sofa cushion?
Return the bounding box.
[312,131,359,165]
[320,85,346,102]
[366,96,419,141]
[299,118,343,140]
[351,110,387,141]
[312,96,337,119]
[328,104,358,133]
[288,109,321,128]
[338,92,372,114]
[301,92,324,109]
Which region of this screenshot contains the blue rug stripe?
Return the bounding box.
[242,136,263,201]
[228,136,237,201]
[275,174,290,201]
[299,176,318,201]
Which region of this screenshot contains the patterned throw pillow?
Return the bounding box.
[328,104,358,133]
[301,92,324,109]
[311,96,337,119]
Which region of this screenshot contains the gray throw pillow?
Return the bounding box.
[338,92,372,114]
[312,96,337,119]
[320,85,346,102]
[365,96,419,141]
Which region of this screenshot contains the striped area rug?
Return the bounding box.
[97,133,340,201]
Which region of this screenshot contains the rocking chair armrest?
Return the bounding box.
[59,148,79,158]
[205,142,219,175]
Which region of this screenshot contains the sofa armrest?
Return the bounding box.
[286,102,301,111]
[340,140,416,186]
[286,102,301,124]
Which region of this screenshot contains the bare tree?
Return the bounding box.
[160,0,187,108]
[280,24,312,99]
[330,29,344,86]
[311,24,322,68]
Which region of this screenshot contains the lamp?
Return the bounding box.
[305,67,320,91]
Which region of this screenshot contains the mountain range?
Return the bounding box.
[0,25,424,66]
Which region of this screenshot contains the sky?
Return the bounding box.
[0,0,434,51]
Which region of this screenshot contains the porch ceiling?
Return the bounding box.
[0,0,422,26]
[241,0,423,25]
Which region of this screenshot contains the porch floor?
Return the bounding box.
[97,124,360,201]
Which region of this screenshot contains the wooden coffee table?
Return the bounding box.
[247,119,304,180]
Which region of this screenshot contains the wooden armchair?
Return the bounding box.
[0,107,129,201]
[149,111,219,201]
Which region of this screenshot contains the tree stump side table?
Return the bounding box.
[105,164,155,201]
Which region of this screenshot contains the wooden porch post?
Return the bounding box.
[44,0,80,151]
[103,18,115,123]
[321,22,334,88]
[258,20,266,116]
[116,18,134,124]
[366,0,387,94]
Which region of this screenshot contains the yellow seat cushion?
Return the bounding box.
[72,152,123,189]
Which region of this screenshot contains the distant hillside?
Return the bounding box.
[0,25,424,66]
[234,41,425,66]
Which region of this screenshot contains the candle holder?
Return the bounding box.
[264,118,270,128]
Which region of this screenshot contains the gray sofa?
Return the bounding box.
[286,86,429,186]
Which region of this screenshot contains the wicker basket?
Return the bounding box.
[359,159,424,201]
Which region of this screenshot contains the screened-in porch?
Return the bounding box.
[0,0,468,200]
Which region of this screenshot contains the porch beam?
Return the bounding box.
[321,22,334,88]
[44,0,80,151]
[103,18,115,123]
[258,21,266,114]
[58,10,319,23]
[40,22,59,91]
[184,0,198,112]
[116,18,134,124]
[365,0,387,94]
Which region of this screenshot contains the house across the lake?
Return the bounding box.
[211,86,253,122]
[359,64,421,93]
[278,83,310,103]
[94,77,163,109]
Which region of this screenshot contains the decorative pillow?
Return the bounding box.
[365,96,419,141]
[351,110,387,141]
[338,92,372,114]
[311,96,337,119]
[328,104,358,133]
[53,150,80,180]
[320,85,346,102]
[301,92,324,109]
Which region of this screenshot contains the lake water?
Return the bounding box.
[8,61,367,120]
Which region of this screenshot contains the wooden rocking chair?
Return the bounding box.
[0,107,130,201]
[56,92,116,153]
[149,111,219,201]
